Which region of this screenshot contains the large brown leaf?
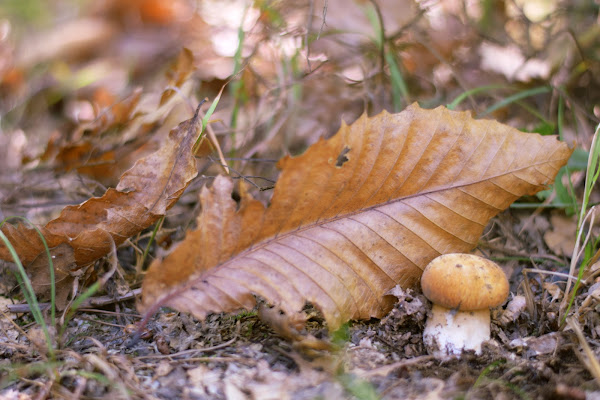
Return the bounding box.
[140,103,572,331]
[0,106,202,267]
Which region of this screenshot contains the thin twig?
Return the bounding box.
[7,288,141,314]
[76,317,126,329]
[135,337,237,360]
[0,307,30,344]
[208,156,275,191]
[156,356,255,366]
[478,242,567,264]
[318,0,328,38]
[354,355,435,378]
[76,309,141,318]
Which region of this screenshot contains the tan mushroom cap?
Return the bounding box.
[421,253,509,311]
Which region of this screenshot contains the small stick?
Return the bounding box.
[355,355,435,378]
[135,337,237,360]
[7,288,141,313]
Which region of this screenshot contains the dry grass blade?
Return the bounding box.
[567,316,600,385]
[141,103,572,331]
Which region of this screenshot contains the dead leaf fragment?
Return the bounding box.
[479,42,550,81]
[141,103,572,331]
[29,244,77,310]
[543,214,577,256]
[16,18,118,69]
[257,305,331,354]
[160,48,194,106]
[0,107,203,267]
[508,332,562,356]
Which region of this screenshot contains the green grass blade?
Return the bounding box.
[561,123,600,322]
[446,84,509,110]
[509,202,587,209]
[579,124,600,230]
[514,99,553,126]
[558,92,565,141]
[0,229,55,359]
[228,3,249,155]
[140,216,163,267]
[58,280,101,338]
[1,216,55,327]
[385,51,410,111]
[556,93,578,214]
[479,86,551,116]
[202,85,225,134]
[363,2,382,49]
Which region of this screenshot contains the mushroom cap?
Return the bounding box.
[420,253,509,311]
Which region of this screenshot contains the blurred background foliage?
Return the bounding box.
[0,0,598,218]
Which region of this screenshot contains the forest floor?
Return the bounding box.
[1,1,600,399]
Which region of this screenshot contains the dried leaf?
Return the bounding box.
[39,89,147,185]
[160,48,194,106]
[29,244,77,310]
[85,89,143,139]
[257,304,332,354]
[51,138,159,186]
[0,107,202,267]
[543,214,577,256]
[141,103,572,330]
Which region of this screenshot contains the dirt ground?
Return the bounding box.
[2,237,599,400]
[1,0,600,399]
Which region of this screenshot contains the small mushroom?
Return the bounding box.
[420,253,509,357]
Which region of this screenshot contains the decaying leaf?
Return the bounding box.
[257,304,332,354]
[160,48,194,106]
[543,214,577,256]
[0,106,203,268]
[29,244,77,310]
[140,103,572,331]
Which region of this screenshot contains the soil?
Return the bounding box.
[2,208,600,400]
[0,289,596,400]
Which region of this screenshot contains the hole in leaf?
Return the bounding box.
[335,146,351,167]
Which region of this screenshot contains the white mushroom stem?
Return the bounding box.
[423,304,490,356]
